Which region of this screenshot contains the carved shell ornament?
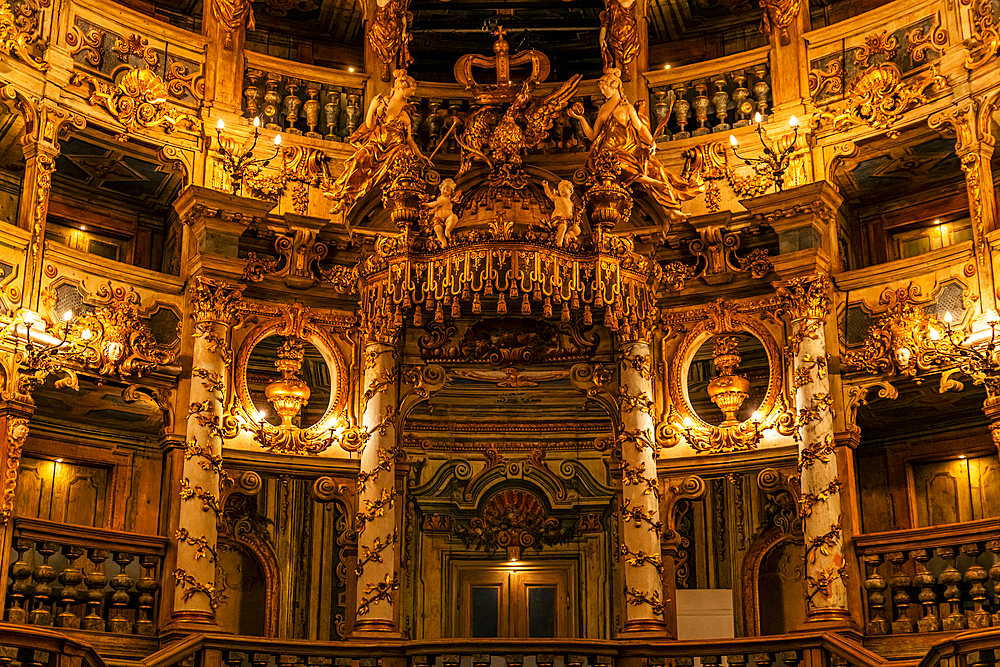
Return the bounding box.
[73,67,196,138]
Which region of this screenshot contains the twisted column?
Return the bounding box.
[170,277,244,628]
[618,339,666,634]
[353,339,400,635]
[777,274,850,624]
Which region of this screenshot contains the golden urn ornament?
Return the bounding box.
[265,338,311,428]
[706,335,750,426]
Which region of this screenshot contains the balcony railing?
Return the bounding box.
[141,632,890,667]
[854,519,1000,636]
[4,518,168,638]
[0,622,108,667]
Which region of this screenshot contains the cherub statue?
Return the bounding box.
[425,178,461,247]
[325,70,429,214]
[543,180,579,247]
[567,68,704,223]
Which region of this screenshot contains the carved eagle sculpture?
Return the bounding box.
[456,74,583,183]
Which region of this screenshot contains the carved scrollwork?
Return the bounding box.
[813,63,947,137]
[0,0,49,71]
[71,68,198,138]
[65,23,104,68]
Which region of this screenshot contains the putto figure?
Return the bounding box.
[326,70,429,214]
[370,0,413,82]
[568,68,704,222]
[599,0,639,81]
[425,178,462,247]
[543,180,579,247]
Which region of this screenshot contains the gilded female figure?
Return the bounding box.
[568,68,704,222]
[369,0,412,82]
[326,70,429,214]
[599,0,639,81]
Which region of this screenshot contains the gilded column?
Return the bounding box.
[353,339,400,635]
[776,274,850,624]
[169,277,244,629]
[760,0,809,114]
[618,338,666,634]
[0,396,34,613]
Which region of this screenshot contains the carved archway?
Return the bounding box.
[740,527,804,636]
[219,492,281,637]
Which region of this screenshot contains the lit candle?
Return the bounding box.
[944,312,953,324]
[216,118,225,131]
[253,116,260,128]
[62,310,73,322]
[987,309,999,325]
[729,134,738,147]
[754,112,762,125]
[274,134,282,146]
[789,115,798,128]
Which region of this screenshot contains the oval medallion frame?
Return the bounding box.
[234,321,349,454]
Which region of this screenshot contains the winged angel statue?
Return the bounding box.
[456,74,583,188]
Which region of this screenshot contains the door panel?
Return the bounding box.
[14,457,109,527]
[454,562,576,638]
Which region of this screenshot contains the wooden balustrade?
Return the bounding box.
[644,46,771,142]
[855,519,1000,636]
[0,622,109,667]
[139,632,889,667]
[243,52,368,141]
[5,518,168,637]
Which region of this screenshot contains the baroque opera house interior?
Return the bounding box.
[3,0,1000,663]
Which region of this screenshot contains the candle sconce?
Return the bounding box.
[729,113,799,193]
[215,116,282,196]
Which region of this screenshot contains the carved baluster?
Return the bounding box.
[17,649,48,667]
[55,545,85,628]
[725,655,748,667]
[224,651,247,667]
[277,655,302,667]
[304,84,321,138]
[646,658,665,667]
[752,653,775,667]
[345,94,362,135]
[593,656,612,667]
[938,546,967,630]
[963,543,990,628]
[424,99,445,151]
[244,69,263,118]
[863,553,890,634]
[284,79,303,134]
[732,71,751,127]
[360,657,378,667]
[108,552,134,633]
[82,549,109,631]
[536,655,554,667]
[0,646,14,667]
[675,658,694,667]
[442,655,460,667]
[6,538,33,623]
[411,657,431,667]
[777,651,801,667]
[28,541,58,626]
[967,650,996,667]
[565,655,585,667]
[702,655,722,667]
[250,653,271,667]
[829,655,847,667]
[652,89,672,141]
[752,65,770,119]
[472,655,490,667]
[712,75,730,132]
[324,89,343,141]
[692,81,711,136]
[989,540,1000,626]
[912,549,941,632]
[334,658,351,667]
[135,554,160,635]
[672,84,690,139]
[505,655,524,667]
[887,551,914,633]
[263,73,282,130]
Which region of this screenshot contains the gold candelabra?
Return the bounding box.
[927,309,1000,391]
[729,113,799,193]
[215,117,282,196]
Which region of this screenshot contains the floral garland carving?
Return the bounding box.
[173,568,222,610]
[623,585,664,616]
[355,530,397,577]
[619,497,663,537]
[804,522,842,564]
[175,528,217,563]
[798,434,835,471]
[179,477,221,515]
[799,478,842,518]
[1,418,29,523]
[620,544,664,577]
[357,574,398,616]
